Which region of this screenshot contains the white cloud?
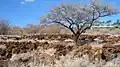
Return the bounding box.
[25,0,35,2]
[20,1,25,4]
[20,0,35,4]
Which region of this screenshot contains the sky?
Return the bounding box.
[0,0,120,27]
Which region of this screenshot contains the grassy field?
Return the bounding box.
[0,34,120,67]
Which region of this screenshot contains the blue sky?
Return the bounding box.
[0,0,120,27]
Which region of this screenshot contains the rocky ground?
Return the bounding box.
[0,34,120,67]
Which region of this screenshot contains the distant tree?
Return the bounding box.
[39,24,63,34]
[92,21,106,26]
[24,24,41,34]
[10,26,23,35]
[0,20,10,35]
[92,21,100,26]
[112,19,120,27]
[41,0,119,45]
[94,21,106,26]
[106,20,112,26]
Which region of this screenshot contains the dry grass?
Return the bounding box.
[0,34,120,67]
[7,50,120,67]
[86,28,120,35]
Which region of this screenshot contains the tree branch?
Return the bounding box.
[53,21,76,35]
[69,23,76,35]
[53,21,69,29]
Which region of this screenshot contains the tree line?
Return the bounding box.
[93,19,120,27]
[1,19,120,35]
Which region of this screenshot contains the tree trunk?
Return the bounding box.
[74,35,79,45]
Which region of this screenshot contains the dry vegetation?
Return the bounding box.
[0,0,120,67]
[86,28,120,35]
[0,34,120,67]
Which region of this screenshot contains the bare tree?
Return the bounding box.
[24,24,41,34]
[10,26,24,35]
[0,20,10,35]
[41,0,119,45]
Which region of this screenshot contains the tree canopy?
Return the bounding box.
[40,0,119,44]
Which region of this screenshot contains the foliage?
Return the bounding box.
[112,19,120,28]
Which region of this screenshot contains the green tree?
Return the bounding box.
[106,20,112,26]
[112,19,120,28]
